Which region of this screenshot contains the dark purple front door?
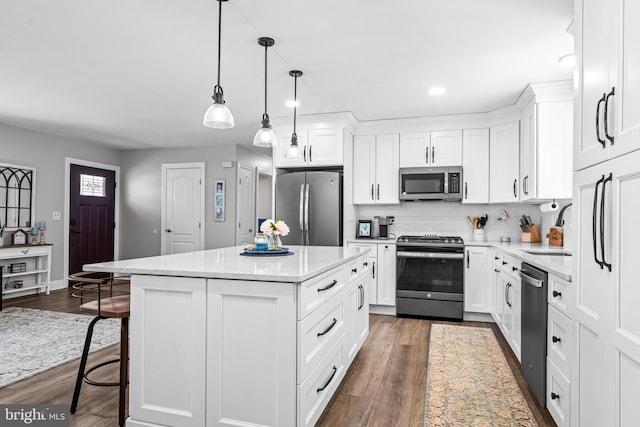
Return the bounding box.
[69,164,116,276]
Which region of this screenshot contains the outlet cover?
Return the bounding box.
[52,211,61,221]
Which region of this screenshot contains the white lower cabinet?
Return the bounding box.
[547,356,571,427]
[346,242,396,307]
[464,246,492,313]
[491,250,522,361]
[128,255,369,427]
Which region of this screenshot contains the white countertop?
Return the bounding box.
[84,245,369,283]
[465,240,572,281]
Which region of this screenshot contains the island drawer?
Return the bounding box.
[298,289,346,381]
[345,254,369,285]
[548,305,571,376]
[297,333,345,427]
[547,356,570,427]
[548,273,571,318]
[298,267,345,320]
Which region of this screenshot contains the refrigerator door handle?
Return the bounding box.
[299,184,305,243]
[304,184,310,245]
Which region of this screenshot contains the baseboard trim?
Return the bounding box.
[463,312,495,322]
[369,305,396,316]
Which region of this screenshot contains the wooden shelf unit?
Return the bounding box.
[0,244,52,310]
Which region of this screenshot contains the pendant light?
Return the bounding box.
[203,0,234,129]
[253,37,278,147]
[285,70,303,159]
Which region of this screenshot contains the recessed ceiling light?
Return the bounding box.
[559,53,575,68]
[285,100,300,108]
[428,87,446,96]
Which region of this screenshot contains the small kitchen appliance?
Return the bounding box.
[399,166,463,201]
[378,216,389,238]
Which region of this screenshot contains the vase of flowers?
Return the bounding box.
[260,217,290,250]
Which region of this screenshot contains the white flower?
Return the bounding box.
[259,218,290,237]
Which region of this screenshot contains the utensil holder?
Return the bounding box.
[546,227,564,247]
[521,224,541,243]
[472,229,486,242]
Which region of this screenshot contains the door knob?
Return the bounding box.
[165,229,172,233]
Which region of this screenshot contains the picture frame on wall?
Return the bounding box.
[214,179,225,222]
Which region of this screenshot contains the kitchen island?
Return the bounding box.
[85,245,370,427]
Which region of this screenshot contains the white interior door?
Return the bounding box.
[161,163,204,255]
[236,165,256,246]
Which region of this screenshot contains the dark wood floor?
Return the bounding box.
[0,289,555,426]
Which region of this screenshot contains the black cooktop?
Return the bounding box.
[397,235,464,246]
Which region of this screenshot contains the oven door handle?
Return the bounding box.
[396,251,464,259]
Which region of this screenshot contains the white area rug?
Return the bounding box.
[0,307,120,387]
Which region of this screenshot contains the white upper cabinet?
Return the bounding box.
[462,128,489,204]
[274,128,345,168]
[489,121,520,203]
[353,134,399,204]
[399,130,462,167]
[575,0,640,170]
[519,86,573,201]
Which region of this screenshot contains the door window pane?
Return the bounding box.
[80,174,106,197]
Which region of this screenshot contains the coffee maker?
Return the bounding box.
[378,216,389,238]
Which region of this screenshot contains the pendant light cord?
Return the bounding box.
[292,74,298,138]
[263,43,268,118]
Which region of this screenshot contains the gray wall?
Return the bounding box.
[0,124,121,281]
[119,144,271,259]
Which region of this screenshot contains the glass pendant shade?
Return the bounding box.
[253,124,278,147]
[203,101,235,129]
[285,134,303,159]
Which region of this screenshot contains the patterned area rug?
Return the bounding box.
[0,307,120,387]
[424,324,538,427]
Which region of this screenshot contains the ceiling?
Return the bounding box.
[0,0,574,150]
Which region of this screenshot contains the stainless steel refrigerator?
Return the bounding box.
[276,171,342,246]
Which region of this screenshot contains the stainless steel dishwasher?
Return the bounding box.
[519,262,548,407]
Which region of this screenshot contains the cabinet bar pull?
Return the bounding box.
[432,146,435,163]
[316,365,337,393]
[376,184,380,200]
[596,93,607,147]
[551,392,560,400]
[358,285,365,310]
[552,290,562,298]
[466,250,470,268]
[317,279,338,293]
[371,184,374,201]
[372,261,376,279]
[604,87,615,144]
[513,179,517,198]
[464,182,468,199]
[552,336,561,343]
[303,145,307,162]
[601,173,613,271]
[309,145,312,162]
[593,175,605,268]
[426,147,429,164]
[317,318,337,337]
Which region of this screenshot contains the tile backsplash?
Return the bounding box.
[355,201,559,244]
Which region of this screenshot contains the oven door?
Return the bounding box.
[396,249,464,300]
[399,169,446,200]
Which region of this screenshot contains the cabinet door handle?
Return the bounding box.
[551,392,560,400]
[352,268,358,274]
[317,279,338,293]
[592,175,605,268]
[552,290,562,298]
[512,266,518,272]
[372,261,376,279]
[494,268,501,273]
[309,145,313,162]
[432,146,435,163]
[426,147,429,164]
[358,285,365,310]
[604,87,615,145]
[377,184,380,200]
[466,250,470,269]
[464,182,468,200]
[502,261,508,265]
[552,336,561,343]
[316,365,337,393]
[513,179,518,198]
[303,145,307,162]
[600,173,612,271]
[317,318,337,337]
[363,262,368,267]
[596,93,607,147]
[506,283,512,307]
[371,184,374,201]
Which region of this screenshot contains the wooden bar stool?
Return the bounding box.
[69,272,130,427]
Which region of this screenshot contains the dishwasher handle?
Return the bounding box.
[520,269,544,288]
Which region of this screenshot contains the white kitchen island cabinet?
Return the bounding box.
[86,245,370,427]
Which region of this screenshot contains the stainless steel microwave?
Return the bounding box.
[399,166,463,201]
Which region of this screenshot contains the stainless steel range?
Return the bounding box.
[396,235,465,320]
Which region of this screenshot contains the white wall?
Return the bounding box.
[0,124,121,281]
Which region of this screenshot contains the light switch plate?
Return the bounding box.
[52,211,61,221]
